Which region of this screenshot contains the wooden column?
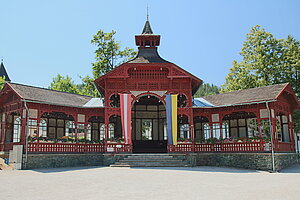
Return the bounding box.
[0,113,5,148]
[20,110,27,145]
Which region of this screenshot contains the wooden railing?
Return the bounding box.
[3,141,295,154]
[106,143,132,153]
[27,143,105,153]
[274,142,295,152]
[26,142,133,153]
[168,141,295,153]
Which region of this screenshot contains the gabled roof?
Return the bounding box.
[0,62,11,82]
[200,83,292,107]
[6,82,93,108]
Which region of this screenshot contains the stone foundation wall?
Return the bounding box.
[194,153,298,171]
[21,152,298,171]
[23,154,104,169]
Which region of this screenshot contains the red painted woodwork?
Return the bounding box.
[27,143,105,153]
[168,141,295,153]
[106,143,132,153]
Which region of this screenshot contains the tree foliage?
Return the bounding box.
[194,83,220,97]
[0,76,5,90]
[77,76,99,97]
[49,74,79,94]
[49,30,136,97]
[91,30,136,78]
[222,25,300,96]
[222,25,300,132]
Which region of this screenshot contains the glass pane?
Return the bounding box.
[57,119,64,127]
[49,119,56,126]
[239,127,247,137]
[230,128,238,137]
[231,119,237,127]
[283,124,289,142]
[142,119,152,140]
[238,119,246,126]
[147,105,157,111]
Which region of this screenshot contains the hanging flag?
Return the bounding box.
[165,94,178,145]
[171,94,178,145]
[120,93,132,144]
[166,95,173,145]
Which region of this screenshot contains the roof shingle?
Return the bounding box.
[8,82,92,107]
[202,83,288,107]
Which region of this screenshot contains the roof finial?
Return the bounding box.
[147,5,149,21]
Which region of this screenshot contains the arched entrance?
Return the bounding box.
[132,95,167,153]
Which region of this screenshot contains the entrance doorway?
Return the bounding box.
[132,95,167,153]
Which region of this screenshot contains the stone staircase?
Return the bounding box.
[110,154,192,167]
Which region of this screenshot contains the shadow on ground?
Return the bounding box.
[29,164,300,174]
[128,166,263,173]
[31,166,105,173]
[279,164,300,173]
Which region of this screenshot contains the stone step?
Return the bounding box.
[109,154,190,168]
[110,163,192,167]
[126,155,175,158]
[114,162,189,166]
[122,159,186,163]
[124,158,176,160]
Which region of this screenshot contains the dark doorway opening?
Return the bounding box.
[132,95,167,153]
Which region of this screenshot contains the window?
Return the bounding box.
[142,119,152,140]
[212,123,220,138]
[203,123,211,139]
[13,117,21,143]
[163,119,167,140]
[276,115,290,142]
[247,118,259,137]
[77,124,85,140]
[39,119,47,137]
[28,119,37,138]
[100,124,105,140]
[87,124,92,141]
[65,121,76,140]
[108,124,114,139]
[179,124,190,138]
[229,119,247,138]
[222,121,229,138]
[260,120,270,137]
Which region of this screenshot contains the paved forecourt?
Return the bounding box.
[1,165,300,200]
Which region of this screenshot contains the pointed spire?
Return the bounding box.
[142,6,153,34]
[0,59,11,82]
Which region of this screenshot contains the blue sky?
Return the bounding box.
[1,0,300,88]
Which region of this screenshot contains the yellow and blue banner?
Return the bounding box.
[166,94,178,145]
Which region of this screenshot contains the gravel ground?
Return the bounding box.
[1,165,300,200]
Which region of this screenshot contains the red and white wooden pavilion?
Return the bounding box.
[0,19,299,154]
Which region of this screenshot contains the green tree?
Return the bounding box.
[50,30,136,97]
[222,25,300,131]
[194,83,220,97]
[0,76,5,90]
[49,74,79,94]
[77,76,99,97]
[222,25,300,95]
[91,30,136,78]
